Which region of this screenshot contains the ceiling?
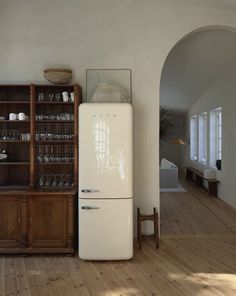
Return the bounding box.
[160,29,236,113]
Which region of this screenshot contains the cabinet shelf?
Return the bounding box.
[35,102,74,105]
[0,101,30,104]
[0,162,30,165]
[0,185,30,191]
[0,140,30,143]
[35,120,74,123]
[0,120,30,123]
[36,187,74,190]
[36,140,74,144]
[36,162,74,165]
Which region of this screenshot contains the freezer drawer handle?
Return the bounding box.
[81,206,100,210]
[81,189,100,193]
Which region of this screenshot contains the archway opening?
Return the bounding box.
[159,27,236,237]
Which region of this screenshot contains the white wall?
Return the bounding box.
[1,0,236,232]
[185,60,236,208]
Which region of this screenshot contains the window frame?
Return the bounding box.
[215,108,222,161]
[198,112,207,165]
[210,107,222,169]
[190,115,198,161]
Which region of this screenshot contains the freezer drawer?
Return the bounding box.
[79,198,133,260]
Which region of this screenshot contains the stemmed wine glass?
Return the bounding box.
[37,146,43,163]
[45,174,51,187]
[58,174,64,187]
[44,146,50,163]
[39,175,45,187]
[65,175,71,187]
[52,174,57,187]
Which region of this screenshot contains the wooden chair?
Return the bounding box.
[137,207,159,249]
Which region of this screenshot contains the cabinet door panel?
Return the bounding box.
[0,196,20,248]
[28,195,68,248]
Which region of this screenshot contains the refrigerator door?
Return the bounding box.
[79,103,133,199]
[79,198,133,260]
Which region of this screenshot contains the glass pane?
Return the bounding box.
[218,111,222,125]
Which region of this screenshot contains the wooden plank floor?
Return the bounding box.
[161,179,236,236]
[0,238,236,296]
[0,181,236,296]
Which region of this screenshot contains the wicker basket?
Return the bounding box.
[44,68,72,85]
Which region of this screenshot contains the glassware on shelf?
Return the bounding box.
[58,174,64,187]
[0,146,9,162]
[36,91,74,103]
[48,94,54,102]
[37,146,43,163]
[39,175,45,187]
[0,129,29,141]
[36,145,74,163]
[45,174,51,187]
[38,173,73,188]
[43,146,50,163]
[52,174,58,187]
[55,93,61,102]
[49,145,54,162]
[35,113,74,121]
[38,93,44,102]
[65,174,71,187]
[35,123,74,141]
[64,146,69,162]
[20,133,30,141]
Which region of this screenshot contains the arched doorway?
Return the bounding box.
[159,26,236,237]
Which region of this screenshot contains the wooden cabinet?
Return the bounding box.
[0,195,21,248]
[0,192,76,253]
[28,194,74,249]
[0,83,81,254]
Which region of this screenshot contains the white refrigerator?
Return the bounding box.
[79,103,133,260]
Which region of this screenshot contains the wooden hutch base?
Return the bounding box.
[0,84,81,254]
[0,190,76,254]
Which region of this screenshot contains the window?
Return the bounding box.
[198,112,207,165]
[210,107,222,168]
[216,108,222,161]
[190,115,198,161]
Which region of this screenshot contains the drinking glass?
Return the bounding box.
[46,124,53,140]
[39,175,45,187]
[35,129,40,141]
[48,94,54,102]
[37,146,43,163]
[38,93,44,102]
[65,175,71,187]
[49,145,54,162]
[52,174,57,187]
[70,146,74,162]
[45,174,51,187]
[64,146,69,162]
[55,93,61,102]
[56,124,61,140]
[58,174,64,187]
[44,145,50,163]
[39,124,45,141]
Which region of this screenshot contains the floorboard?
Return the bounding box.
[160,178,236,236]
[0,181,236,295]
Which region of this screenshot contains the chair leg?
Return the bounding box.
[154,207,159,249]
[137,207,160,250]
[137,208,142,249]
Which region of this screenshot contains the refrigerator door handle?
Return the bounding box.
[81,206,100,210]
[81,189,100,193]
